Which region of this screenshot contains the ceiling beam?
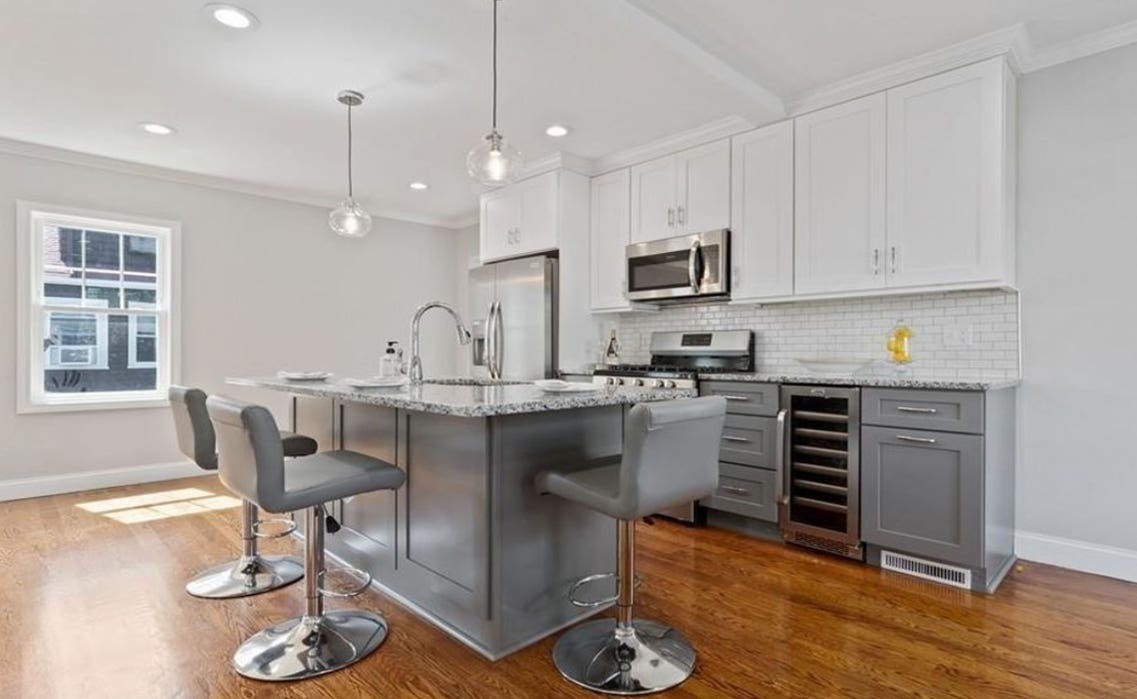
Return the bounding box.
[606,0,785,120]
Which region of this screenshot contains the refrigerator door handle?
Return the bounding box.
[485,302,500,379]
[493,301,505,379]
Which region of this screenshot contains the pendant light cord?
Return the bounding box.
[346,102,354,198]
[491,0,498,132]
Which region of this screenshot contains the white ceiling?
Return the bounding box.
[2,0,1136,227]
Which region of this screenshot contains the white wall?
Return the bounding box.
[1016,43,1137,580]
[0,150,461,497]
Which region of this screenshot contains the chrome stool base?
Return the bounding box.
[552,618,696,695]
[184,555,303,599]
[232,610,389,681]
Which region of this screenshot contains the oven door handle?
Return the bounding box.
[688,240,703,293]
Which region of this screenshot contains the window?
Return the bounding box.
[17,202,180,413]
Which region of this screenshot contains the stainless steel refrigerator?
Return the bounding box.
[468,254,558,380]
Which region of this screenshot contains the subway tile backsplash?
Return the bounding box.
[610,289,1020,380]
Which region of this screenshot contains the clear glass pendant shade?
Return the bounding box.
[466,131,523,186]
[328,197,372,238]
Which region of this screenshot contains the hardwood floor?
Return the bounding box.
[3,475,1136,698]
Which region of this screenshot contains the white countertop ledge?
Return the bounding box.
[227,376,697,417]
[700,373,1020,391]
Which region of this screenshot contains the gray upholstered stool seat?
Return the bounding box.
[536,396,726,695]
[169,386,318,599]
[207,394,405,682]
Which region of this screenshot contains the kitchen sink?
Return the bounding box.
[421,378,531,387]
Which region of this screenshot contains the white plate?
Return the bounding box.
[277,370,331,381]
[339,376,408,389]
[534,379,601,393]
[795,358,874,376]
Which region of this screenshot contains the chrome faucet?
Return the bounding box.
[409,301,472,384]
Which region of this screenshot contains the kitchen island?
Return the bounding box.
[227,376,696,659]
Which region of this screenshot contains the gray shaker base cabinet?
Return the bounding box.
[860,387,1016,593]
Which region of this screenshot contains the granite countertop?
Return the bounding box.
[227,376,697,418]
[699,373,1020,391]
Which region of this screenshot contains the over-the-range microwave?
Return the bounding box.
[625,229,729,302]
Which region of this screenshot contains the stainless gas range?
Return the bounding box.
[592,330,755,522]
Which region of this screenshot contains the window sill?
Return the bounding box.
[17,395,170,415]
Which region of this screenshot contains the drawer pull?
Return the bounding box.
[720,395,750,402]
[896,406,938,414]
[896,434,937,444]
[720,485,751,496]
[722,435,751,443]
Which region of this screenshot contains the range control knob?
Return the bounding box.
[651,379,665,388]
[607,377,619,386]
[633,378,645,387]
[615,378,626,386]
[663,380,677,389]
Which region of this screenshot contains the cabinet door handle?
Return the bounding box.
[677,205,686,225]
[722,435,750,443]
[720,485,751,496]
[896,406,937,414]
[873,248,880,275]
[890,246,898,274]
[896,434,937,444]
[719,395,750,402]
[667,207,675,226]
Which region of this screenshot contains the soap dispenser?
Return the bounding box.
[381,341,403,377]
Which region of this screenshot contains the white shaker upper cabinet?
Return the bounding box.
[629,155,678,244]
[794,93,887,295]
[886,58,1015,288]
[480,188,519,263]
[589,169,632,312]
[479,170,560,263]
[516,172,559,256]
[730,120,794,302]
[676,139,731,235]
[630,139,731,244]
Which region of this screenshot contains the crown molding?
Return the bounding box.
[0,136,469,229]
[787,23,1031,116]
[1020,19,1137,73]
[592,115,755,175]
[618,0,785,120]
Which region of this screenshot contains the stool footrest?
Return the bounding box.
[316,565,372,598]
[568,572,644,608]
[252,517,297,539]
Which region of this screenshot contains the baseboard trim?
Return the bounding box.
[1016,530,1137,584]
[0,461,203,502]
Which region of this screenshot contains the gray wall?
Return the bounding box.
[0,150,461,487]
[1017,44,1137,565]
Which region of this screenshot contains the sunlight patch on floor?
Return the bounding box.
[76,487,242,523]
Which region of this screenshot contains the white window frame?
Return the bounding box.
[16,201,181,413]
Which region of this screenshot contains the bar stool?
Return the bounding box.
[206,394,406,681]
[536,396,726,695]
[169,386,318,598]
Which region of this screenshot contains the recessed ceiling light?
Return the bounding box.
[205,4,258,30]
[409,182,429,191]
[138,122,176,135]
[545,125,569,138]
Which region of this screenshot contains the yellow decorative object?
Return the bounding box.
[886,321,913,364]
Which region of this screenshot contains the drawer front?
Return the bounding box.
[700,381,779,416]
[720,415,776,468]
[862,388,984,434]
[699,464,777,522]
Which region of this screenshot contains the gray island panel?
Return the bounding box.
[234,376,695,659]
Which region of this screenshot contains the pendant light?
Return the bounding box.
[329,89,372,238]
[466,0,522,186]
